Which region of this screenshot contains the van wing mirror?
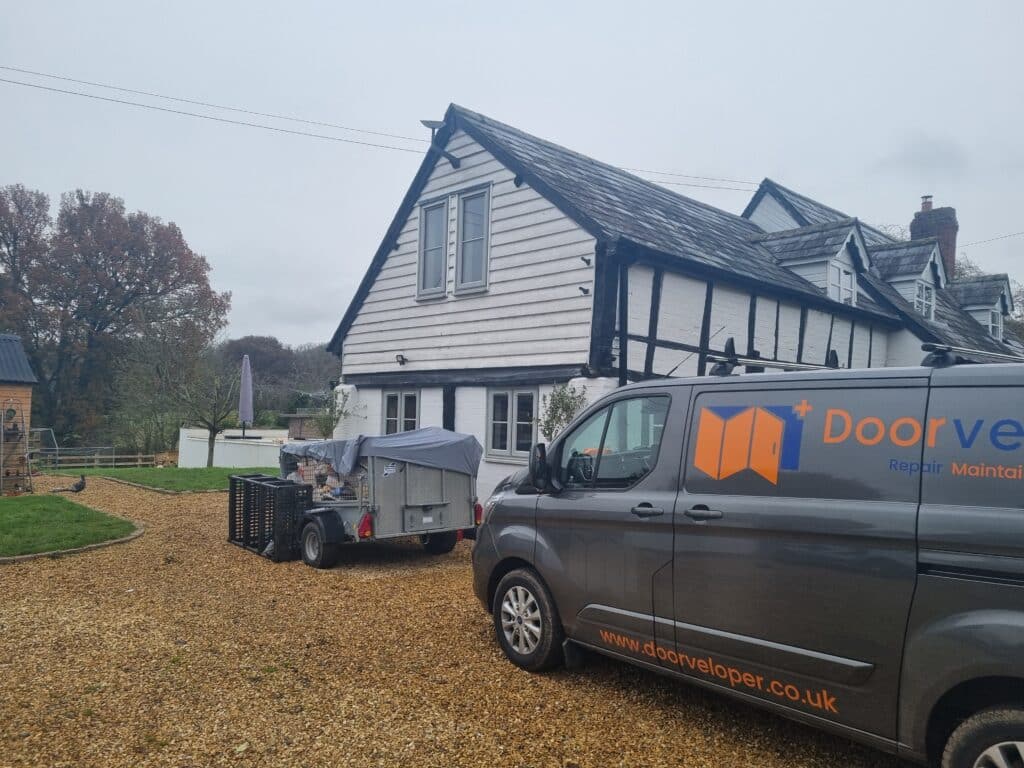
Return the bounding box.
[529,443,551,490]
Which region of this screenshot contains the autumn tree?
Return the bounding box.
[0,185,230,442]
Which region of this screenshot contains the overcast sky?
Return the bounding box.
[3,1,1022,346]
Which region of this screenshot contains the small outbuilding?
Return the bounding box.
[0,333,37,493]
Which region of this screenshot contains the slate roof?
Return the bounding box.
[870,239,938,280]
[0,334,37,384]
[746,182,1019,359]
[744,179,895,246]
[753,218,856,264]
[946,275,1011,310]
[452,107,866,307]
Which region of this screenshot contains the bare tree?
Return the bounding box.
[161,347,237,467]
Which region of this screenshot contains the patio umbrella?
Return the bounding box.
[239,354,254,438]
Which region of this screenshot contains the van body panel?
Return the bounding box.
[899,575,1024,750]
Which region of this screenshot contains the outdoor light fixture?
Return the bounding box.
[395,354,408,366]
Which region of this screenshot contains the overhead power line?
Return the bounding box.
[961,230,1024,248]
[621,166,757,187]
[0,64,429,144]
[2,64,763,192]
[0,77,425,154]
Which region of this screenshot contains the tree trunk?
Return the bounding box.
[206,430,216,467]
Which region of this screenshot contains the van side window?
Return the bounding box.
[684,387,926,501]
[560,407,609,488]
[559,396,670,490]
[595,397,670,489]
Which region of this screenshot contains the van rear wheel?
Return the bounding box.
[492,568,564,672]
[942,707,1024,768]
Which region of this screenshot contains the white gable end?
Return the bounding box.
[342,130,597,375]
[746,193,801,232]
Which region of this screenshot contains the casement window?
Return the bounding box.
[456,187,490,292]
[827,263,855,306]
[488,389,536,459]
[383,391,418,434]
[418,200,448,298]
[990,310,1003,340]
[915,281,935,319]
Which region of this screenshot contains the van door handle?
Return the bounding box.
[685,505,723,521]
[630,504,664,518]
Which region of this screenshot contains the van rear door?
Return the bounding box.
[669,376,927,740]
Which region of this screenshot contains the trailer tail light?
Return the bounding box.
[474,502,484,526]
[357,513,374,539]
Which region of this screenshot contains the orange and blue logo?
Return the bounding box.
[694,404,806,485]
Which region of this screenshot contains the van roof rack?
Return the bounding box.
[708,338,840,376]
[920,343,1024,368]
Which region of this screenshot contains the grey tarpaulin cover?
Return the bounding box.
[280,426,483,477]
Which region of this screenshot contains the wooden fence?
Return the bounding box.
[35,453,156,470]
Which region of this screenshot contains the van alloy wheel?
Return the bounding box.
[500,585,542,655]
[974,741,1024,768]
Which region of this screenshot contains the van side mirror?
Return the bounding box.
[529,443,549,486]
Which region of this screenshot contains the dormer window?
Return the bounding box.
[828,263,855,305]
[915,281,935,319]
[990,309,1003,341]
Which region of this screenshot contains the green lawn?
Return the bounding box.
[0,495,136,557]
[50,466,279,492]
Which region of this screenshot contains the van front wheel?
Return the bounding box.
[492,569,564,672]
[942,708,1024,768]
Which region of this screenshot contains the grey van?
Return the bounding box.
[472,363,1024,767]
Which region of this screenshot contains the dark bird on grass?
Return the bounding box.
[51,475,86,494]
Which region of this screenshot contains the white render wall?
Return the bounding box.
[342,129,597,376]
[332,377,620,498]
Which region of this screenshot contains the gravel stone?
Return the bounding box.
[0,477,901,767]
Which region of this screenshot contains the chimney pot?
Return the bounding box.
[921,195,933,212]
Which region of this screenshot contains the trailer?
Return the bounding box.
[228,427,483,569]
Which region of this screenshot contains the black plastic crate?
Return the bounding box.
[228,474,311,562]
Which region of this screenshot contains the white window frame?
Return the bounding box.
[827,262,856,306]
[915,280,935,319]
[486,388,537,461]
[417,199,448,299]
[990,309,1003,341]
[455,185,490,294]
[382,390,419,434]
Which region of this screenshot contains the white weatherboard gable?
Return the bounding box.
[746,192,801,232]
[341,129,597,375]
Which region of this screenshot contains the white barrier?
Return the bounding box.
[177,428,288,468]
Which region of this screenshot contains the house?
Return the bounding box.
[327,105,1020,493]
[0,333,37,493]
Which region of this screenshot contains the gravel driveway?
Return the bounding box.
[0,477,901,767]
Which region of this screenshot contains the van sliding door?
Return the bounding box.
[671,378,927,740]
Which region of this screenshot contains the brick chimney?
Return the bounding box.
[910,195,958,280]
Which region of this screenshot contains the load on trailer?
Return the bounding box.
[229,427,483,568]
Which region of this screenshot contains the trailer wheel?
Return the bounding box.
[420,531,458,555]
[300,522,339,569]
